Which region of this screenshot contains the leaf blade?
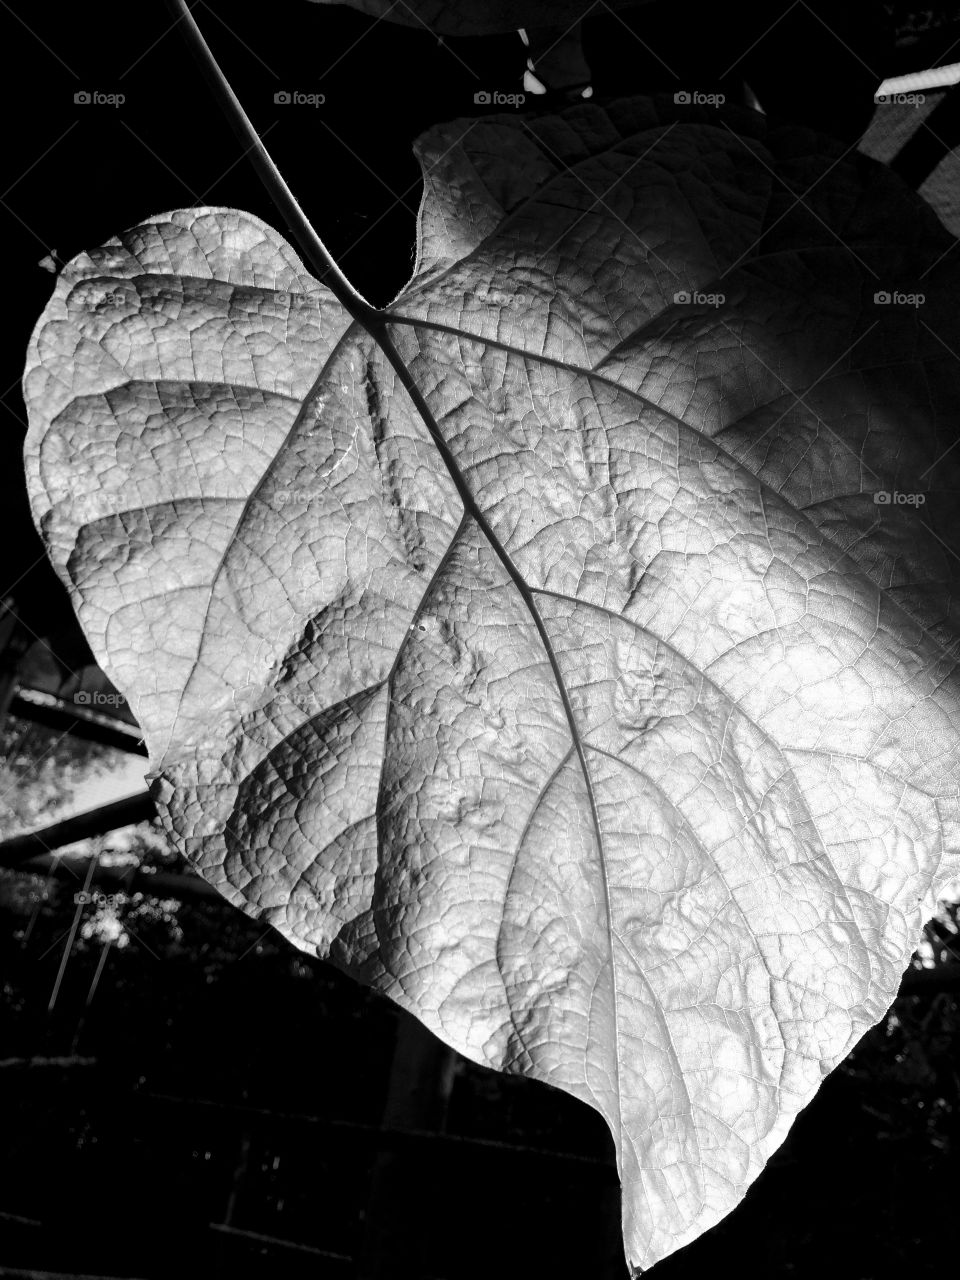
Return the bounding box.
[23,98,960,1270]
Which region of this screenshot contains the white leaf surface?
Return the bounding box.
[22,96,960,1271]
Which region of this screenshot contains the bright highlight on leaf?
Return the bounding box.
[21,96,960,1272]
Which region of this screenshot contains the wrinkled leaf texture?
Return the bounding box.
[22,96,960,1271]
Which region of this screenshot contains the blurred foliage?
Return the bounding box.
[883,2,960,43]
[0,713,123,835]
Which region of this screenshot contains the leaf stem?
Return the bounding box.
[165,0,380,327]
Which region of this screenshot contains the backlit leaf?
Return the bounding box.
[22,96,960,1271]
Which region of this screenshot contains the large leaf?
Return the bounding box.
[22,96,960,1271]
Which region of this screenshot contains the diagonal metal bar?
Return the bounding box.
[6,694,147,756]
[0,793,156,867]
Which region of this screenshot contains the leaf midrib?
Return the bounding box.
[369,320,629,1154]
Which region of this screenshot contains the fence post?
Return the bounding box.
[0,597,29,737]
[356,1009,456,1279]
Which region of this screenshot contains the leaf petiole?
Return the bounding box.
[165,0,381,329]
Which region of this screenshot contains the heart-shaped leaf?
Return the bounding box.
[22,96,960,1271]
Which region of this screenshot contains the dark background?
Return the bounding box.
[2,2,960,1277]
